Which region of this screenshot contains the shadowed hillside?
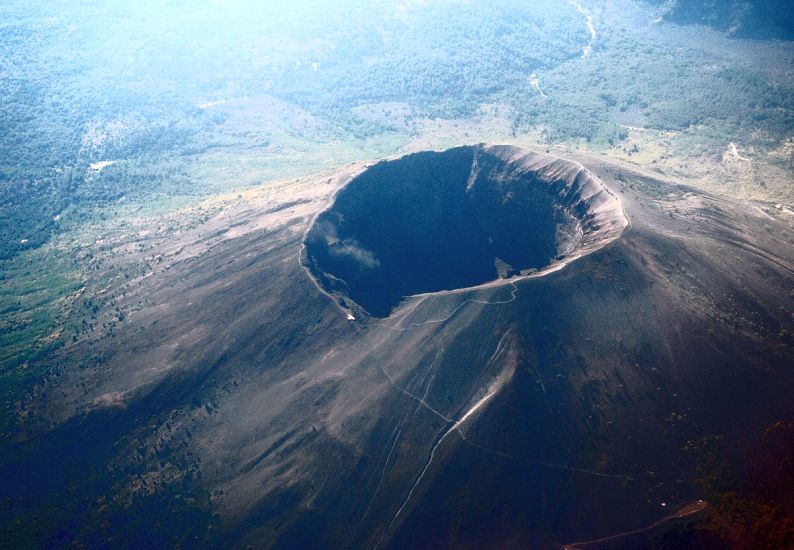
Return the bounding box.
[645,0,794,39]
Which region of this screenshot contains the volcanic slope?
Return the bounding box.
[2,145,793,548]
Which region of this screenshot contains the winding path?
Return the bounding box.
[561,500,709,549]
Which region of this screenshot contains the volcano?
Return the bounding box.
[3,145,793,548]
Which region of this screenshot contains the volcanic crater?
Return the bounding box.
[304,144,627,317]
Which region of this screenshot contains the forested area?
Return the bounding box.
[644,0,794,40]
[0,0,586,259]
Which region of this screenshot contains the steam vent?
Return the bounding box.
[304,144,627,317]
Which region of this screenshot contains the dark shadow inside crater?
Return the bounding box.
[304,145,614,318]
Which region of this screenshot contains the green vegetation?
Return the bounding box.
[0,242,81,440]
[646,0,794,40]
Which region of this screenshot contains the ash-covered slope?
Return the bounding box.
[2,147,793,548]
[304,145,626,317]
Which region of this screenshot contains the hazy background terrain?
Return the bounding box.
[1,0,792,545]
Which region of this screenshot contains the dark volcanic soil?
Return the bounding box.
[304,145,625,317]
[2,145,793,549]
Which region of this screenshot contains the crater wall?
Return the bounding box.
[304,144,627,317]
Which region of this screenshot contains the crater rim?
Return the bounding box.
[302,143,628,319]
